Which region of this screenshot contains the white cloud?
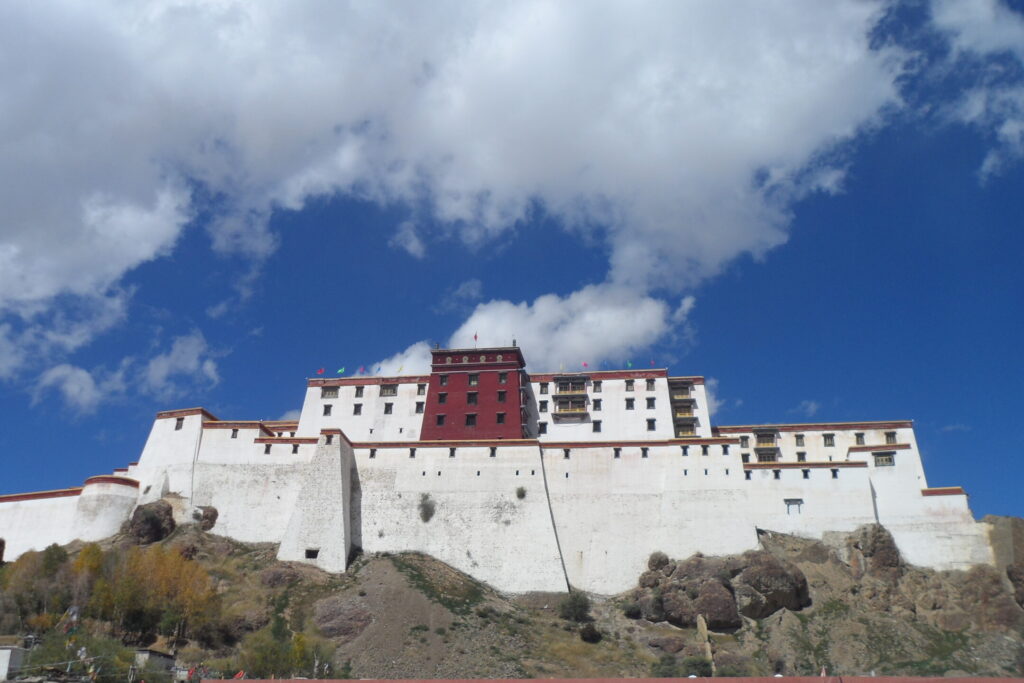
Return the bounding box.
[372,341,433,376]
[33,361,129,414]
[932,0,1024,179]
[704,378,724,416]
[1,1,927,381]
[277,409,302,421]
[449,285,678,371]
[389,220,426,259]
[940,423,971,433]
[790,400,820,418]
[142,331,220,399]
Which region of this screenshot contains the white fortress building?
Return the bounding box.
[0,345,995,594]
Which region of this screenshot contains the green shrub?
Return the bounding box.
[579,622,602,643]
[623,601,642,619]
[558,591,591,622]
[680,656,713,677]
[651,654,681,678]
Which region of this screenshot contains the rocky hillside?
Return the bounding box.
[1,508,1023,679]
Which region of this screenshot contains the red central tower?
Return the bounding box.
[419,346,528,440]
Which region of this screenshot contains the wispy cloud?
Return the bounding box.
[940,423,971,433]
[790,400,821,418]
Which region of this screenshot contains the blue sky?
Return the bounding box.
[1,1,1022,519]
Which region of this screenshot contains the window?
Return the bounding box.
[773,469,781,480]
[646,378,655,391]
[292,444,299,454]
[355,386,364,398]
[175,417,184,430]
[593,398,602,411]
[625,379,635,391]
[498,372,508,384]
[467,392,478,405]
[323,404,332,416]
[758,453,777,463]
[831,468,839,479]
[885,431,897,445]
[438,392,447,404]
[497,390,507,403]
[415,401,424,414]
[795,433,805,447]
[855,432,865,445]
[384,402,393,414]
[681,446,689,456]
[326,434,333,444]
[539,400,548,412]
[701,445,709,456]
[741,453,749,463]
[646,419,656,431]
[496,412,506,424]
[465,414,477,426]
[785,498,804,514]
[614,447,621,458]
[540,382,549,394]
[468,374,479,386]
[642,447,649,458]
[264,444,272,454]
[646,397,656,409]
[593,380,602,392]
[538,422,547,434]
[439,374,448,386]
[745,471,751,480]
[369,448,376,458]
[380,384,398,397]
[874,453,895,467]
[563,448,571,459]
[722,445,729,455]
[802,469,810,479]
[823,433,835,447]
[593,420,602,433]
[436,415,445,426]
[417,383,426,395]
[490,447,496,457]
[450,447,456,458]
[231,428,238,439]
[797,452,806,462]
[626,398,635,410]
[740,436,749,448]
[410,448,416,458]
[353,403,362,415]
[321,386,338,399]
[305,548,319,559]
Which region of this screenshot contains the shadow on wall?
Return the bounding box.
[349,463,363,561]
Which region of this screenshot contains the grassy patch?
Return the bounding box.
[389,553,484,614]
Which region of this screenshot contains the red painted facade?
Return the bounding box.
[420,347,528,440]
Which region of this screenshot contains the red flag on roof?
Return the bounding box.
[316,368,324,375]
[581,361,588,368]
[474,332,478,341]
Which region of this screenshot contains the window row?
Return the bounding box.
[738,431,899,448]
[438,372,508,387]
[536,378,657,394]
[436,390,507,405]
[434,413,507,426]
[537,397,660,412]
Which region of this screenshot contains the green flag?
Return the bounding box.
[337,367,345,374]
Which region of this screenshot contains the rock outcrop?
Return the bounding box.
[125,500,176,544]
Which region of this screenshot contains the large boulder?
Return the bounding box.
[733,551,810,618]
[846,524,903,582]
[695,579,741,630]
[313,596,373,641]
[126,500,175,544]
[1007,562,1024,609]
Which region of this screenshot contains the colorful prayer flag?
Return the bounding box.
[358,365,366,374]
[473,332,478,341]
[337,367,345,375]
[316,368,324,375]
[581,361,588,368]
[397,365,404,373]
[626,360,633,368]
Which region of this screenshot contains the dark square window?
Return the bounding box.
[593,398,602,411]
[646,419,656,431]
[642,447,649,458]
[702,445,709,455]
[797,452,806,462]
[305,548,319,559]
[264,444,271,454]
[885,431,897,445]
[540,382,549,394]
[740,436,749,448]
[646,397,655,409]
[465,414,477,426]
[563,449,570,459]
[439,374,448,386]
[803,469,810,479]
[415,401,424,413]
[593,420,602,432]
[795,433,804,447]
[326,434,333,444]
[490,447,496,457]
[625,379,634,391]
[292,444,299,454]
[722,444,729,454]
[384,402,393,414]
[614,447,621,458]
[773,469,781,480]
[646,378,655,390]
[538,422,547,434]
[231,428,238,439]
[497,390,506,402]
[539,400,548,412]
[175,417,184,430]
[593,380,602,392]
[831,468,839,479]
[741,453,749,463]
[468,374,479,386]
[369,448,376,458]
[355,386,364,398]
[467,392,478,405]
[438,392,447,404]
[450,447,456,458]
[855,432,865,445]
[417,383,426,395]
[323,405,332,416]
[353,403,363,415]
[625,398,635,410]
[436,415,446,426]
[824,433,835,447]
[496,412,506,424]
[498,372,508,383]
